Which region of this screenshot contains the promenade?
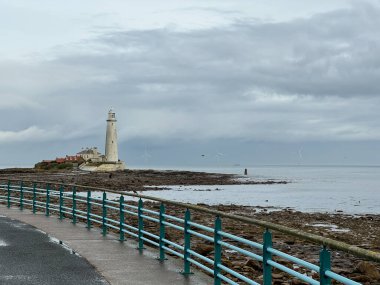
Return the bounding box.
[0,205,211,285]
[0,215,107,285]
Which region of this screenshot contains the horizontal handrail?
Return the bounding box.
[267,247,320,272]
[2,178,379,263]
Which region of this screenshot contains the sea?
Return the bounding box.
[1,164,379,215]
[140,165,380,215]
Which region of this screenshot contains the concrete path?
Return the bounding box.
[0,216,108,285]
[0,205,212,285]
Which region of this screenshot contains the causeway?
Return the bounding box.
[0,205,211,285]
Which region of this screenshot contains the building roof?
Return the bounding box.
[77,147,100,155]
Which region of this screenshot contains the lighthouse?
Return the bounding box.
[105,109,119,162]
[78,109,125,171]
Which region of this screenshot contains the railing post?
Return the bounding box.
[72,186,77,224]
[59,185,64,220]
[119,195,125,241]
[102,192,107,236]
[19,181,24,210]
[86,190,92,229]
[263,229,273,285]
[45,183,50,217]
[158,203,166,261]
[137,198,144,250]
[7,180,11,208]
[32,183,37,214]
[320,246,331,285]
[182,208,192,275]
[214,216,222,285]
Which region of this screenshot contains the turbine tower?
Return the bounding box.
[105,109,119,162]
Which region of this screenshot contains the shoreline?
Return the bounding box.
[0,168,288,190]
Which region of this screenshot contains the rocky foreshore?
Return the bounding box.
[0,168,287,192]
[143,203,380,284]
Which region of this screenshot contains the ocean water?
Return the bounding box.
[1,164,379,214]
[141,166,380,214]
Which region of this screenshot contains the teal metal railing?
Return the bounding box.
[1,179,379,285]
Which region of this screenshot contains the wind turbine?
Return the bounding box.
[142,145,152,164]
[298,147,303,165]
[215,152,225,165]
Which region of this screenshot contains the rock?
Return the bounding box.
[333,268,351,275]
[243,266,253,272]
[284,240,295,245]
[244,259,262,271]
[274,279,286,285]
[290,279,309,285]
[311,271,319,279]
[177,238,184,246]
[272,272,285,279]
[222,259,234,269]
[354,261,380,280]
[351,274,372,282]
[193,244,214,256]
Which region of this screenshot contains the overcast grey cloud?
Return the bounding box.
[1,1,380,167]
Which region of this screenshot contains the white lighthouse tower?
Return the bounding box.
[105,109,119,162]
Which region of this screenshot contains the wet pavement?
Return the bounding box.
[0,206,212,285]
[0,215,108,285]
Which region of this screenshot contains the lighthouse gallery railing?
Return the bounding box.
[1,179,379,285]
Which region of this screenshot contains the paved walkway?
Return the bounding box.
[0,216,108,285]
[0,206,211,285]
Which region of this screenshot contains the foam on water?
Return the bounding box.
[310,223,350,233]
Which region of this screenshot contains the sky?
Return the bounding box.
[1,0,380,168]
